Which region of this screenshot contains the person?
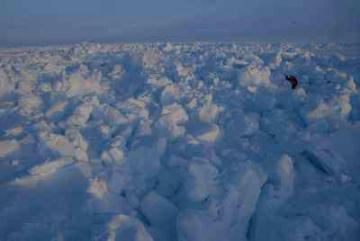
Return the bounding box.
[285,74,298,89]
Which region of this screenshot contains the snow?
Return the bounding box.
[161,84,181,106]
[67,99,96,127]
[87,178,109,199]
[0,140,20,158]
[0,42,359,241]
[66,64,103,97]
[198,102,222,123]
[140,192,178,240]
[12,158,74,187]
[108,215,154,241]
[156,103,189,138]
[192,123,220,143]
[38,132,75,157]
[185,160,219,202]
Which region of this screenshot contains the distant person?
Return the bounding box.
[285,74,298,89]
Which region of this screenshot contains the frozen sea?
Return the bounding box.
[0,42,359,241]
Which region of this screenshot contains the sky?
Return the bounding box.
[0,0,359,46]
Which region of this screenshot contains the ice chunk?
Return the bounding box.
[5,126,24,137]
[66,65,103,97]
[260,109,292,138]
[46,101,67,118]
[198,103,222,123]
[87,178,108,199]
[276,154,295,199]
[269,52,283,69]
[225,112,259,138]
[140,192,177,225]
[164,42,173,52]
[101,105,128,125]
[177,210,213,241]
[67,100,97,127]
[108,215,154,241]
[196,124,220,143]
[176,63,193,79]
[238,65,271,90]
[276,206,360,241]
[178,162,266,241]
[117,97,150,122]
[126,139,167,188]
[108,64,125,79]
[225,162,267,220]
[319,206,360,240]
[135,119,153,137]
[147,75,171,87]
[245,90,276,112]
[305,125,360,179]
[0,140,20,158]
[156,104,189,138]
[101,147,125,165]
[39,132,74,157]
[0,69,14,97]
[143,50,161,69]
[161,85,180,106]
[190,123,220,143]
[307,97,351,120]
[185,161,219,202]
[12,158,73,186]
[18,95,42,116]
[29,158,72,176]
[66,129,89,162]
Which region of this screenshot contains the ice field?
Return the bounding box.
[0,42,359,240]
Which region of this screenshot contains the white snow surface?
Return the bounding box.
[0,42,360,241]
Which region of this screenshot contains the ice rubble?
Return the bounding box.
[0,140,20,158]
[0,42,359,241]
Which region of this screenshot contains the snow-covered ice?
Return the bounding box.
[0,42,359,241]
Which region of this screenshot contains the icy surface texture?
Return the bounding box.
[0,42,360,241]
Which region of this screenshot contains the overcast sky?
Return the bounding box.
[1,0,359,46]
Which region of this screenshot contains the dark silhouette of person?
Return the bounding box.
[285,75,298,89]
